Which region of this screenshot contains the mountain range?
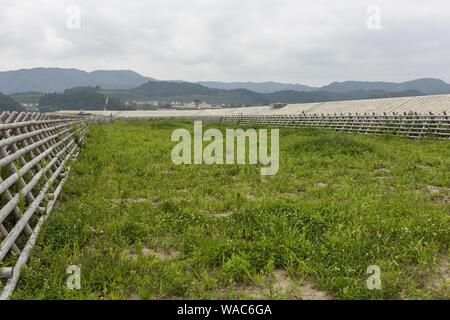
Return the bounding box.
[320,79,450,95]
[0,68,153,94]
[1,68,450,96]
[108,81,423,106]
[199,79,450,95]
[197,81,316,93]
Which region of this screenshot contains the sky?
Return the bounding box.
[0,0,449,86]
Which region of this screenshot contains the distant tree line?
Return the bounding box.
[38,86,134,112]
[127,81,426,106]
[0,92,24,112]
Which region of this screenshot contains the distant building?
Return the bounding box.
[133,100,160,106]
[171,102,222,110]
[22,103,39,111]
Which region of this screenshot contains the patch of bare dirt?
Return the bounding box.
[112,198,147,204]
[53,200,62,209]
[206,195,217,201]
[271,270,332,300]
[427,186,450,204]
[375,168,390,173]
[245,194,256,200]
[216,269,332,300]
[315,182,328,188]
[210,211,233,218]
[126,247,180,261]
[146,247,180,261]
[151,200,160,207]
[416,163,432,170]
[111,198,162,206]
[372,168,390,181]
[131,198,148,203]
[298,280,333,300]
[427,186,441,195]
[128,292,141,300]
[215,282,265,300]
[425,258,450,297]
[281,191,299,196]
[271,269,293,293]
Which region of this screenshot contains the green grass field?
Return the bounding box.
[12,120,449,299]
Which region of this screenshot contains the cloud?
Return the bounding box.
[0,0,449,85]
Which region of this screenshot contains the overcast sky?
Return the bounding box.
[0,0,449,86]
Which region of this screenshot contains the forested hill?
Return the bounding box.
[0,93,24,112]
[131,81,220,97]
[0,68,152,94]
[115,80,425,106]
[199,78,450,95]
[38,87,132,112]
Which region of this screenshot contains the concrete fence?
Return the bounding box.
[0,112,87,299]
[229,113,450,139]
[143,112,450,139]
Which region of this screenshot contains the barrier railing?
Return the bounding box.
[220,112,450,139]
[135,112,449,139]
[0,112,87,299]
